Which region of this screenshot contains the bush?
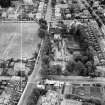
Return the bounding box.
[17,71,26,77]
[0,0,11,8]
[42,55,50,66]
[38,28,48,39]
[41,36,52,57]
[50,65,62,75]
[51,0,56,7]
[66,60,75,73]
[74,61,87,76]
[39,18,47,26]
[27,88,47,105]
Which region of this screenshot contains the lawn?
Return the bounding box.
[0,22,40,60]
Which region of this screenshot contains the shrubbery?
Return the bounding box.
[27,88,47,105]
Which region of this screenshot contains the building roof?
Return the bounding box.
[61,99,82,105]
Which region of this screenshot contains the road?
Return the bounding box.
[17,39,43,105]
[17,0,52,105]
[45,75,105,84]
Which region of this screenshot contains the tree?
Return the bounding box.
[27,95,37,105]
[49,69,58,75]
[40,23,48,30]
[88,99,101,105]
[32,51,38,59]
[68,48,74,54]
[0,62,6,68]
[63,70,70,76]
[17,71,26,77]
[40,62,51,76]
[0,0,11,8]
[1,68,9,76]
[81,39,89,50]
[39,18,47,26]
[74,54,82,62]
[42,55,50,66]
[41,64,62,76]
[32,89,40,97]
[27,88,47,105]
[82,102,89,105]
[86,47,94,61]
[85,61,93,75]
[27,88,42,105]
[39,89,47,95]
[54,65,62,75]
[38,28,48,39]
[27,100,35,105]
[96,18,102,28]
[74,61,87,76]
[40,68,49,76]
[61,0,65,4]
[66,60,75,73]
[37,43,41,50]
[81,56,89,64]
[101,0,105,5]
[61,25,68,37]
[32,88,46,98]
[41,37,52,57]
[51,0,56,7]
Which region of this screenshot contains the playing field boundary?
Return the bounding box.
[1,20,38,23]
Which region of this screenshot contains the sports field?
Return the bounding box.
[0,22,40,60]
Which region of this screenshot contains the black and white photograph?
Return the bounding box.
[0,0,105,105]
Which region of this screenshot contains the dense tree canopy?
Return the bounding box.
[39,18,47,26]
[0,0,11,8]
[38,28,48,39]
[101,0,105,5]
[51,0,56,7]
[66,60,75,73]
[27,88,47,105]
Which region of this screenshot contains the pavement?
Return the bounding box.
[0,76,24,81]
[46,75,105,84]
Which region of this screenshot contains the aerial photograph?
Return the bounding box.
[0,0,105,105]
